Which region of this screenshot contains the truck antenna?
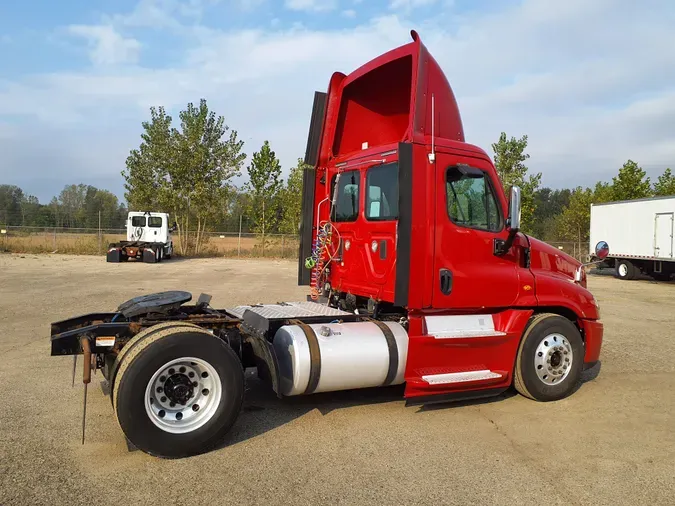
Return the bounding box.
[429,93,436,164]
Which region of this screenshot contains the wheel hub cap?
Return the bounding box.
[144,357,222,434]
[534,333,573,385]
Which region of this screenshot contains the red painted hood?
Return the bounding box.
[527,235,600,320]
[527,236,582,282]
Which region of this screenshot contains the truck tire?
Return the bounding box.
[513,313,584,402]
[112,324,244,458]
[615,259,635,280]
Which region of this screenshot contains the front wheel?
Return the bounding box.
[513,313,584,402]
[113,324,244,458]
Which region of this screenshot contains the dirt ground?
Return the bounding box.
[1,254,673,506]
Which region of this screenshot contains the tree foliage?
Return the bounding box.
[277,158,310,235]
[244,140,282,236]
[122,99,246,254]
[653,168,675,196]
[612,159,652,200]
[491,132,541,233]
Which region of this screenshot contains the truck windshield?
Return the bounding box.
[331,170,360,222]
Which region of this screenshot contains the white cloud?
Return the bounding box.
[342,9,356,17]
[284,0,337,12]
[2,0,675,201]
[67,24,141,66]
[389,0,438,10]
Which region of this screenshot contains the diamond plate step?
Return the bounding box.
[421,370,503,385]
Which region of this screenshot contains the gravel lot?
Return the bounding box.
[1,254,674,505]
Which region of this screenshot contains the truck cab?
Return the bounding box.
[127,211,174,245]
[299,30,604,403]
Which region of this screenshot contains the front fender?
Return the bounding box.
[534,272,600,320]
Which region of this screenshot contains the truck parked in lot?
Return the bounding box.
[590,196,674,281]
[50,30,607,458]
[107,211,175,263]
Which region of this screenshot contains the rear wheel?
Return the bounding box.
[514,313,584,402]
[113,324,244,458]
[616,259,636,280]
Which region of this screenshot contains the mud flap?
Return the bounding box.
[142,248,157,263]
[107,248,122,263]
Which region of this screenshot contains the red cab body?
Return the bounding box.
[298,30,603,402]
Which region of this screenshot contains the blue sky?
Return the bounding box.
[1,0,674,203]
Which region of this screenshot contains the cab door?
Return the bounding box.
[431,152,522,309]
[402,150,533,402]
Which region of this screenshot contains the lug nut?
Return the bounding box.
[179,366,186,373]
[169,368,175,375]
[160,396,167,402]
[193,381,198,387]
[170,402,176,407]
[159,376,166,382]
[188,372,195,378]
[156,387,163,393]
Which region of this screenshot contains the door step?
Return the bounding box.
[421,370,503,385]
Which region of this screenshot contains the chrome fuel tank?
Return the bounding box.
[272,320,408,396]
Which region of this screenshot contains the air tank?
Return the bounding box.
[272,320,409,396]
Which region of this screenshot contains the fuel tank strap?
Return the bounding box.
[291,320,322,395]
[369,319,399,386]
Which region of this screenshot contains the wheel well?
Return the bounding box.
[532,307,583,340]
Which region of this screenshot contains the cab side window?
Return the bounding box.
[446,165,502,232]
[366,162,398,221]
[331,170,360,222]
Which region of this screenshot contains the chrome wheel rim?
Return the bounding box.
[144,357,222,434]
[618,264,627,277]
[534,333,573,385]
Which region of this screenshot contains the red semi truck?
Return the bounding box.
[50,31,607,458]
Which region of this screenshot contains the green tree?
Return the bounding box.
[122,99,245,254]
[277,158,309,235]
[0,185,24,226]
[122,106,172,211]
[612,159,652,200]
[558,186,594,246]
[653,168,675,196]
[592,181,614,203]
[244,140,282,237]
[491,132,541,233]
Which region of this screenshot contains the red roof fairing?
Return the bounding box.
[316,30,465,167]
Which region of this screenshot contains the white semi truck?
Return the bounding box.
[590,196,675,280]
[107,211,175,263]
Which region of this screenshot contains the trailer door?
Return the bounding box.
[654,213,674,258]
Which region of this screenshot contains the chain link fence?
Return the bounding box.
[0,223,590,262]
[0,225,300,259]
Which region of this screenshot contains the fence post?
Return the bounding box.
[282,235,285,258]
[53,227,57,252]
[98,211,102,254]
[238,215,242,257]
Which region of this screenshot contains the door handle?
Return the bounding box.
[439,269,453,295]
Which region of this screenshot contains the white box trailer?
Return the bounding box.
[590,196,675,280]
